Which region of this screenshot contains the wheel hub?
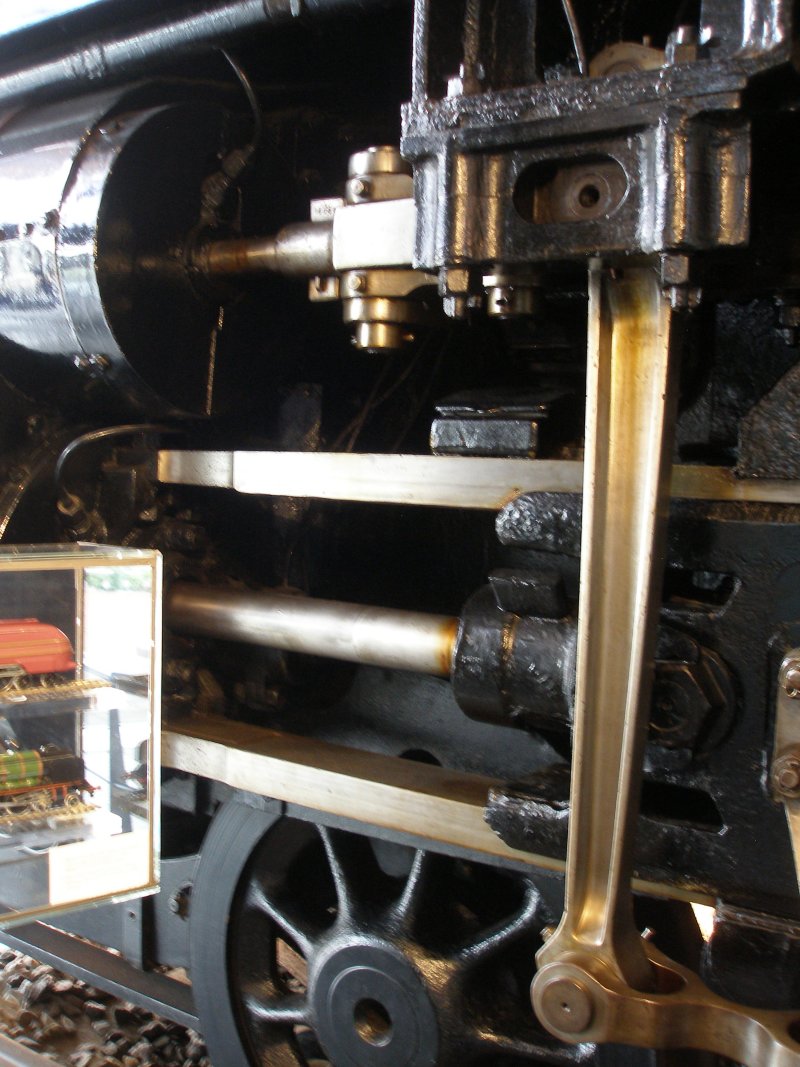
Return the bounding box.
[311,943,439,1067]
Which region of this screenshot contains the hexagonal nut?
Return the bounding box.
[666,284,703,310]
[669,42,699,63]
[651,662,712,748]
[666,26,699,64]
[660,253,691,287]
[442,294,468,319]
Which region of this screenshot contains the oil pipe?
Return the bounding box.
[0,0,403,111]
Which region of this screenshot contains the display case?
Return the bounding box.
[0,545,160,925]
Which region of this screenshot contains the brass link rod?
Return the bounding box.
[530,263,800,1062]
[534,262,679,998]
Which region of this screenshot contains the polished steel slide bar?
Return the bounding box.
[192,223,334,278]
[158,450,800,509]
[161,715,713,906]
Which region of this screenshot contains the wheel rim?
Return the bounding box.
[190,804,686,1067]
[192,804,590,1067]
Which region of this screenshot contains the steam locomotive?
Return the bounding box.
[0,2,797,1066]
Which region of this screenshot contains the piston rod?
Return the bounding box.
[166,582,458,678]
[193,223,333,278]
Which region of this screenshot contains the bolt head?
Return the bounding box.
[350,177,370,199]
[667,285,703,310]
[537,976,594,1035]
[772,749,800,798]
[781,657,800,698]
[168,885,192,919]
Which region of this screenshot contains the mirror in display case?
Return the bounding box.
[0,545,161,924]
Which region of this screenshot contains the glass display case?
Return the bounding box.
[0,545,160,925]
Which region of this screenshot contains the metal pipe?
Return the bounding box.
[166,582,458,677]
[0,0,399,111]
[194,221,334,278]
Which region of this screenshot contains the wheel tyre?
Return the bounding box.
[189,801,283,1067]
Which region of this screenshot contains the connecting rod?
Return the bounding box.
[192,223,334,279]
[533,262,675,995]
[530,262,800,1062]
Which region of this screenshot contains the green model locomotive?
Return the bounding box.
[0,744,93,815]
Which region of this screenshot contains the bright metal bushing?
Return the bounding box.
[533,972,594,1036]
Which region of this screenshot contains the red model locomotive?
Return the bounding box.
[0,618,76,683]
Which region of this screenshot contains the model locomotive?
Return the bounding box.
[0,619,75,687]
[0,620,93,815]
[0,744,93,816]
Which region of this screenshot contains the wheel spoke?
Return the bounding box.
[394,848,428,925]
[316,824,373,919]
[455,883,541,968]
[245,882,319,958]
[242,984,310,1028]
[390,849,447,931]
